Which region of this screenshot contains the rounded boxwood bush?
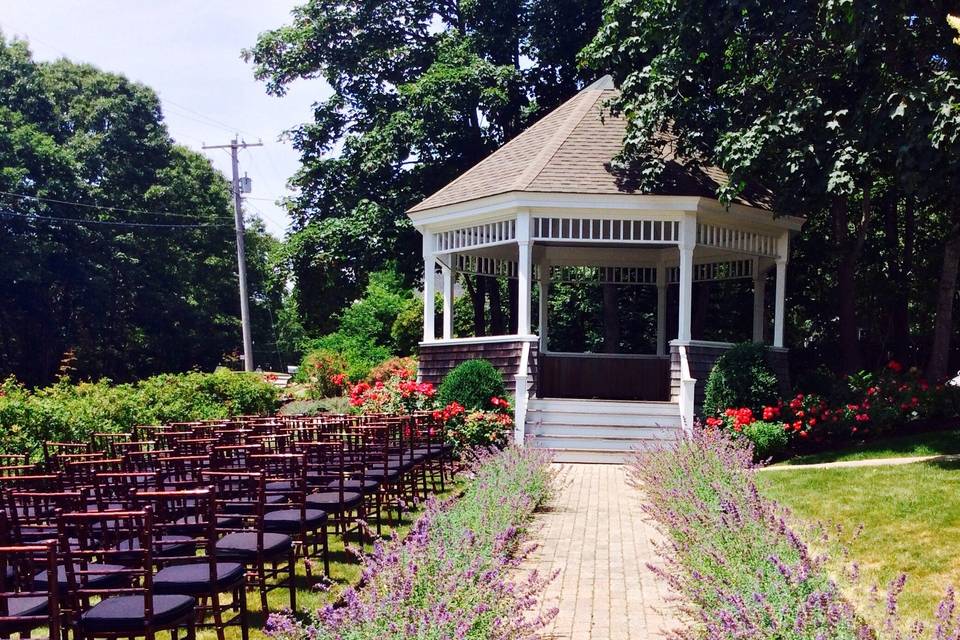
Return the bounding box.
[702,342,780,416]
[742,420,789,461]
[437,359,506,410]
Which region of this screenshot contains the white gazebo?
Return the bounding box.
[408,77,803,461]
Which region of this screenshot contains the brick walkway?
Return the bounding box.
[523,464,680,639]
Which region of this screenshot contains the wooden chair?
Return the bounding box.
[133,488,248,640]
[202,471,296,612]
[57,508,197,640]
[0,542,61,640]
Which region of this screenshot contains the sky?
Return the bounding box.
[0,0,332,237]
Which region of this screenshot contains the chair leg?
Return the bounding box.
[212,590,226,640]
[258,563,268,612]
[288,546,297,612]
[322,524,330,577]
[239,580,250,640]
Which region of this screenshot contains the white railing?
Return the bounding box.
[677,344,696,435]
[666,259,754,284]
[514,340,531,445]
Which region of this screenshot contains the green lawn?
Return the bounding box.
[777,428,960,466]
[758,460,960,626]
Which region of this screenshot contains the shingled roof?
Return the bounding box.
[408,76,772,214]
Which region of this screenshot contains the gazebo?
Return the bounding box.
[407,77,803,461]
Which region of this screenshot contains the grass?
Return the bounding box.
[758,459,960,626]
[777,428,960,465]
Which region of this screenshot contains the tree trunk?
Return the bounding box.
[602,284,620,353]
[884,194,911,363]
[489,277,505,335]
[507,277,518,334]
[927,225,960,382]
[832,190,874,374]
[464,275,486,337]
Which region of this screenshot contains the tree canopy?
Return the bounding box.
[583,1,960,379]
[245,0,604,334]
[0,35,281,386]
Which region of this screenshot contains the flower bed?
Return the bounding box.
[632,429,864,638]
[333,366,516,452]
[264,446,556,640]
[706,361,960,459]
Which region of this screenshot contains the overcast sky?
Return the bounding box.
[1,1,331,237]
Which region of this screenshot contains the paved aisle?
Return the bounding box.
[524,463,679,639]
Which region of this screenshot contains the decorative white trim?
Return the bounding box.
[550,265,658,286]
[696,222,779,258]
[434,218,516,254]
[514,340,531,445]
[533,215,680,244]
[456,255,518,278]
[665,258,754,284]
[669,339,736,349]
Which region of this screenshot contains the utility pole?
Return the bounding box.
[203,137,263,372]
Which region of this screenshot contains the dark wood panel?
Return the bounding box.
[538,355,670,401]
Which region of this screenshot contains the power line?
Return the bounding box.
[0,190,234,220]
[0,209,232,229]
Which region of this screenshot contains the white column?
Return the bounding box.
[753,267,766,344]
[441,254,455,340]
[773,233,789,348]
[516,211,533,335]
[656,259,667,355]
[538,262,550,351]
[677,212,697,343]
[422,231,436,343]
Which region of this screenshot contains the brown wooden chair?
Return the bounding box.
[0,541,61,640]
[133,488,248,640]
[202,471,296,612]
[57,508,197,640]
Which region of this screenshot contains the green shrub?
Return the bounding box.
[301,333,391,382]
[437,359,506,410]
[742,420,789,460]
[0,369,279,457]
[366,356,418,383]
[277,399,330,416]
[702,342,781,416]
[390,299,422,355]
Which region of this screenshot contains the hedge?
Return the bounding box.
[0,368,280,457]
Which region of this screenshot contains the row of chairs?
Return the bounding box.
[0,412,455,640]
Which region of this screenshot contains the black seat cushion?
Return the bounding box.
[79,594,195,632]
[265,480,296,491]
[114,535,196,563]
[305,491,363,512]
[330,478,379,492]
[153,562,244,595]
[169,515,241,535]
[364,468,402,481]
[215,532,292,559]
[224,494,284,514]
[34,563,127,591]
[0,596,48,633]
[264,508,327,533]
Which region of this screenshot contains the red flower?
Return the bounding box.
[888,360,904,373]
[330,373,347,387]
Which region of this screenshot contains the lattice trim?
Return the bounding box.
[533,216,680,243]
[434,219,516,253]
[696,223,777,257]
[550,265,658,286]
[455,255,518,278]
[666,259,754,284]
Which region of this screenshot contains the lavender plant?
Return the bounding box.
[266,446,557,640]
[631,428,864,639]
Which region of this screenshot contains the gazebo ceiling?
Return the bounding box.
[408,75,774,216]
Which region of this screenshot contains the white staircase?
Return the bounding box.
[526,398,682,464]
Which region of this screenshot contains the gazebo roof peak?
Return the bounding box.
[408,76,773,215]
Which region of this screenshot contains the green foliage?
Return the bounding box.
[0,36,284,385]
[295,349,349,398]
[366,356,418,383]
[702,343,781,416]
[245,1,603,332]
[304,333,392,383]
[277,399,330,416]
[437,360,506,411]
[0,370,279,456]
[742,420,790,461]
[390,300,422,356]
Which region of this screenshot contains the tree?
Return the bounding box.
[583,0,960,377]
[245,0,603,334]
[0,35,278,384]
